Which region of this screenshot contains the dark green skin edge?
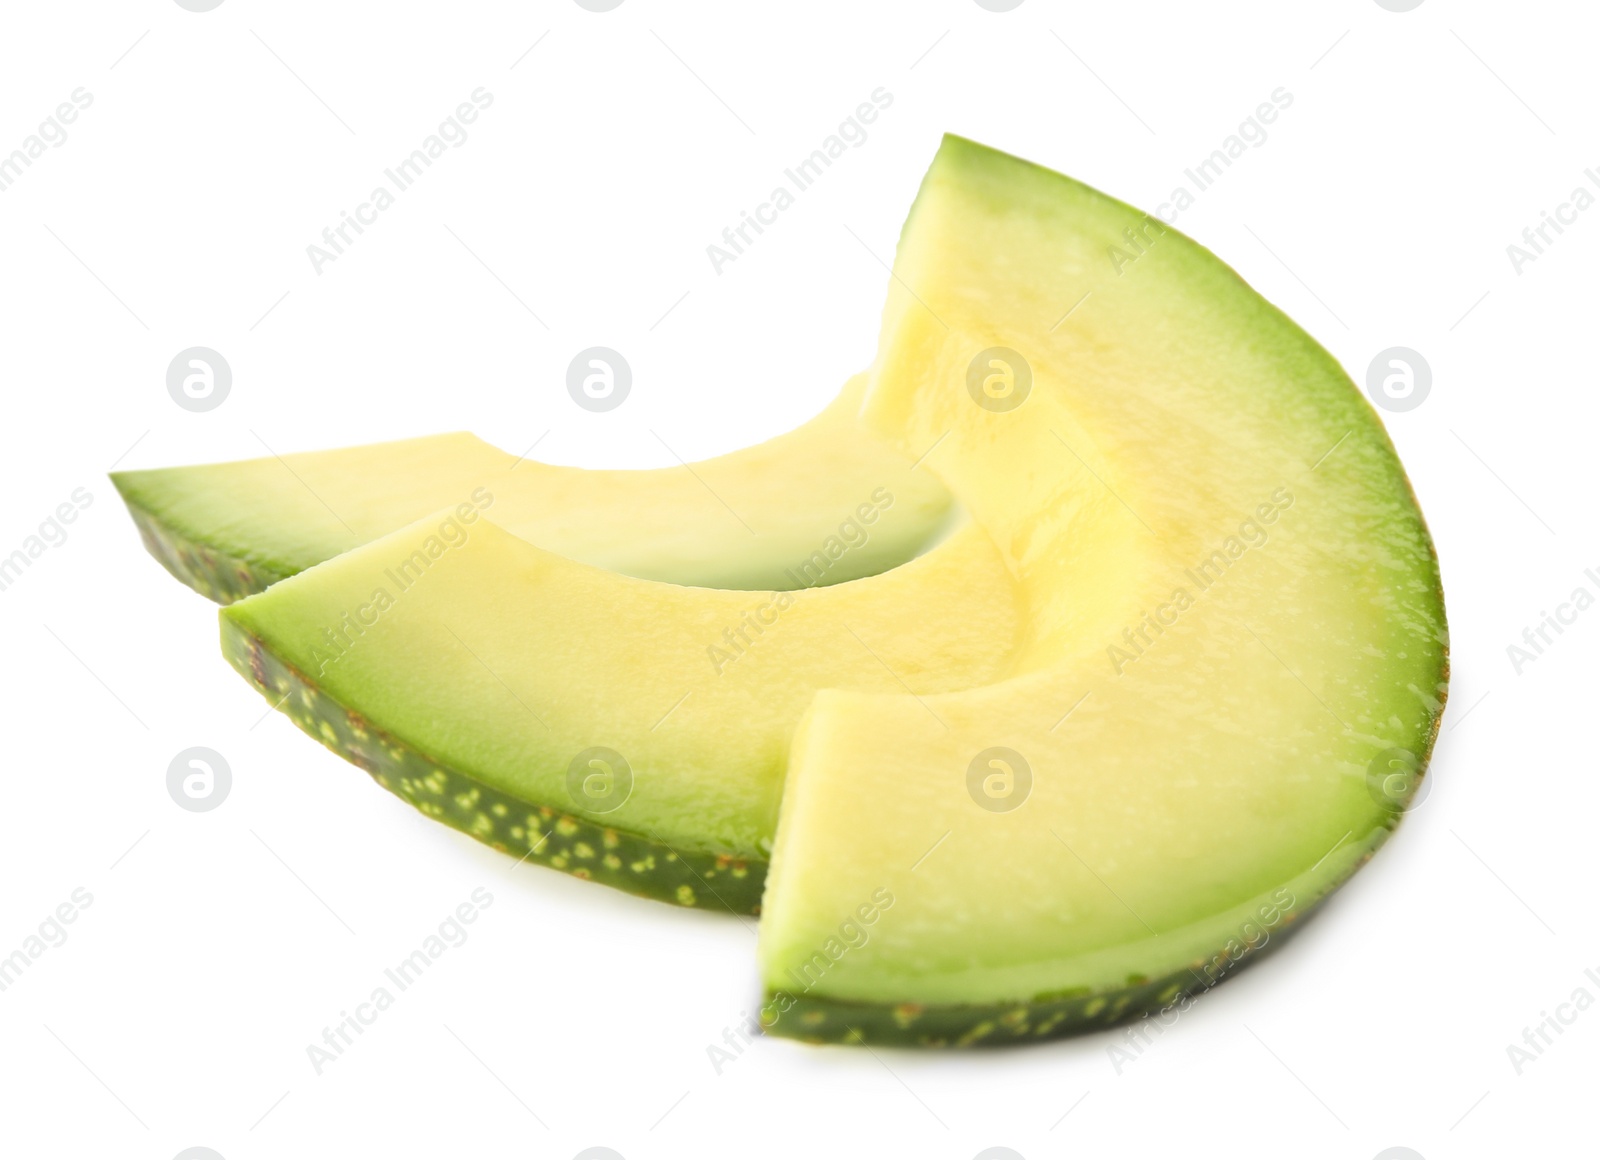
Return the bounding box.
[221,616,766,915]
[121,495,283,604]
[760,843,1393,1047]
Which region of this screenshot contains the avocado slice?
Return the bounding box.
[221,511,1022,912]
[114,374,954,602]
[755,137,1447,1044]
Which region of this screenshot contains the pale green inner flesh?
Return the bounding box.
[757,137,1447,1007]
[222,512,1022,861]
[116,375,954,593]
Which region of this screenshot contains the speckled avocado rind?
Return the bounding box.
[221,616,765,914]
[764,969,1194,1048]
[761,662,1444,1047]
[759,873,1362,1047]
[120,496,283,604]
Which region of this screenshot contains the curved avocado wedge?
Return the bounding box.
[221,508,1021,911]
[755,137,1447,1044]
[115,374,953,602]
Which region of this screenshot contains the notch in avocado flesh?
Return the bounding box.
[115,374,953,602]
[221,509,1021,911]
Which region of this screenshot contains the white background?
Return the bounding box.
[0,1,1593,1157]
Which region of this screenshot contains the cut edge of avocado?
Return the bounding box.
[221,614,765,914]
[757,806,1419,1046]
[125,493,290,604]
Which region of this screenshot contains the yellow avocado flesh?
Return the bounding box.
[221,511,1022,876]
[114,374,954,599]
[756,138,1447,1029]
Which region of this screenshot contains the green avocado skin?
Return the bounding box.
[125,496,283,603]
[760,895,1347,1047]
[221,615,765,914]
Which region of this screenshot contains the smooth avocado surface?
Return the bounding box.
[221,509,1022,909]
[115,374,954,601]
[754,136,1446,1043]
